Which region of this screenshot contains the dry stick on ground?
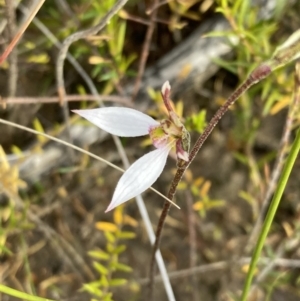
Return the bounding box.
[2,95,131,105]
[185,190,199,301]
[245,62,300,254]
[140,256,300,285]
[146,0,169,14]
[55,0,129,160]
[120,11,170,26]
[0,0,45,65]
[147,64,272,301]
[4,0,18,97]
[131,0,159,101]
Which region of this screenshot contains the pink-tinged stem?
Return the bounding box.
[189,64,271,163]
[147,63,272,301]
[0,0,45,65]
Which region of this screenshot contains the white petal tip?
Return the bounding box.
[105,206,113,213]
[161,81,171,95]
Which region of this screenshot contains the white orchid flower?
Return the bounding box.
[72,81,190,212]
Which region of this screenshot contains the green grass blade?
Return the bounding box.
[240,128,300,301]
[0,284,55,301]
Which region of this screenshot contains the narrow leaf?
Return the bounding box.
[109,278,127,287]
[93,262,108,275]
[95,222,118,232]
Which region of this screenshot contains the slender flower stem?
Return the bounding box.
[147,63,272,300]
[240,128,300,301]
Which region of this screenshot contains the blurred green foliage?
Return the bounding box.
[82,206,136,301]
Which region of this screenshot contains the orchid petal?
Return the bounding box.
[106,146,171,212]
[73,107,159,137]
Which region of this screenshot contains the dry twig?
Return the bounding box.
[2,95,131,105]
[0,0,45,65]
[131,0,160,101]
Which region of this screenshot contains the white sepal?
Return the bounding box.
[105,146,171,212]
[73,107,159,137]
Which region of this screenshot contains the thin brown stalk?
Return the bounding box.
[5,0,18,97]
[131,0,159,101]
[1,95,131,105]
[121,11,171,26]
[141,256,300,285]
[148,63,272,300]
[0,0,45,65]
[186,190,199,301]
[245,62,300,253]
[146,0,169,14]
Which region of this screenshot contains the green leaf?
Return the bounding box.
[82,284,104,297]
[186,110,207,133]
[93,262,108,275]
[91,64,102,78]
[112,262,132,273]
[32,118,46,143]
[116,231,136,240]
[88,249,110,260]
[147,87,158,101]
[233,152,248,165]
[104,231,115,243]
[211,57,237,74]
[109,278,128,287]
[98,70,117,82]
[103,292,113,301]
[239,190,255,205]
[0,284,55,301]
[117,21,126,55]
[237,0,250,28]
[123,53,137,71]
[100,275,109,288]
[263,92,278,116]
[106,242,115,253]
[112,244,126,255]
